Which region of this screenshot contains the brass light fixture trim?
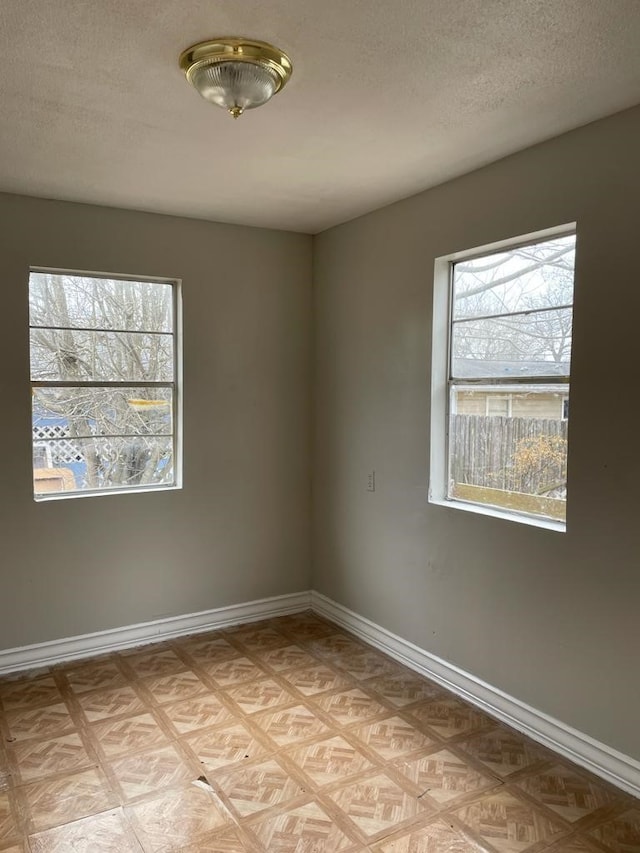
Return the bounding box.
[179,37,293,118]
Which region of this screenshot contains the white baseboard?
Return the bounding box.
[311,590,640,799]
[0,591,311,675]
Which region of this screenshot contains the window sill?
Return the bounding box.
[428,494,566,533]
[34,484,181,502]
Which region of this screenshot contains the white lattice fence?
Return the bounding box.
[33,424,114,466]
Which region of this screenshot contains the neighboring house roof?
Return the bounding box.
[453,358,570,379]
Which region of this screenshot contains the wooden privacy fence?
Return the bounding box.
[450,414,568,497]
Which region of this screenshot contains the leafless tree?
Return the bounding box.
[452,238,574,367]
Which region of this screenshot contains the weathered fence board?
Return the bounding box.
[450,415,568,497]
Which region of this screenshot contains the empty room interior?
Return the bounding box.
[1,1,640,851]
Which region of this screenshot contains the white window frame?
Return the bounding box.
[429,223,576,532]
[29,267,183,501]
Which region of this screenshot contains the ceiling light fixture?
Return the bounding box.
[179,37,293,119]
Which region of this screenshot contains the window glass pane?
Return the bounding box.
[30,328,173,382]
[29,273,172,332]
[448,387,568,522]
[452,234,575,320]
[33,387,173,437]
[29,270,178,500]
[451,307,572,378]
[33,436,174,496]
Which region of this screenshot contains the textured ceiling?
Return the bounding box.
[1,0,640,233]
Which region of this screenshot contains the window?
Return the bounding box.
[485,395,511,417]
[29,270,181,499]
[430,226,576,529]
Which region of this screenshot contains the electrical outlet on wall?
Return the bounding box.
[367,470,376,492]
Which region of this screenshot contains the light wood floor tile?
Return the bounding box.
[224,678,294,715]
[454,789,567,853]
[456,729,547,778]
[392,748,501,804]
[76,685,145,722]
[408,698,496,740]
[124,650,187,680]
[204,656,269,687]
[183,719,270,772]
[211,756,305,817]
[326,771,433,842]
[22,767,115,832]
[179,824,260,852]
[364,674,446,708]
[253,703,333,746]
[515,763,618,823]
[223,624,290,652]
[0,791,19,845]
[0,677,63,712]
[0,749,12,792]
[257,644,319,672]
[280,663,354,696]
[543,836,603,852]
[587,807,640,852]
[29,809,142,852]
[107,744,194,801]
[63,661,127,694]
[272,612,336,641]
[90,713,169,758]
[372,816,483,852]
[312,688,390,726]
[160,692,235,734]
[11,733,93,782]
[307,633,368,660]
[125,785,229,851]
[140,670,209,705]
[179,636,239,665]
[333,650,401,681]
[4,703,75,743]
[286,734,376,787]
[349,715,436,761]
[249,799,362,851]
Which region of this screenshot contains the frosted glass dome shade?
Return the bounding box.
[180,39,293,119]
[191,61,280,116]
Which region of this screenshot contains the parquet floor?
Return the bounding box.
[0,611,637,852]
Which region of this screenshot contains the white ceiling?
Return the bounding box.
[1,0,640,233]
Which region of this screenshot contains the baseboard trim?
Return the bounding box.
[0,591,311,675]
[311,590,640,799]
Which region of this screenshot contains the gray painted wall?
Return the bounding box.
[0,194,312,649]
[312,106,640,760]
